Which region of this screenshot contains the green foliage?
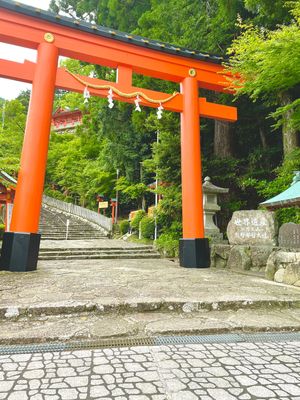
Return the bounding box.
[156,233,179,258]
[226,2,300,155]
[276,207,300,226]
[227,13,300,102]
[247,148,300,199]
[244,0,292,27]
[130,210,146,231]
[119,220,130,235]
[0,98,27,175]
[116,177,149,200]
[140,216,155,239]
[0,223,4,239]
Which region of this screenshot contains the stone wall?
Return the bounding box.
[213,210,300,287]
[210,243,300,287]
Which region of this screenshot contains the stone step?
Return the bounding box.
[41,233,106,236]
[39,227,106,231]
[41,228,107,231]
[41,237,107,240]
[38,254,161,260]
[39,251,159,258]
[39,246,154,252]
[38,205,109,239]
[1,307,300,345]
[39,249,158,254]
[40,230,106,235]
[40,248,156,253]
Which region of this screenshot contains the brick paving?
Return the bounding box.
[1,339,300,399]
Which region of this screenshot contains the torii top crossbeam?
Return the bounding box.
[0,0,237,271]
[0,0,236,119]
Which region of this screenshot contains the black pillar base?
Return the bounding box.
[0,232,41,272]
[179,238,210,268]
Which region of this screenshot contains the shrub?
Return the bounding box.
[0,223,4,240]
[275,207,300,227]
[140,216,155,239]
[156,233,179,257]
[120,220,130,235]
[130,210,146,231]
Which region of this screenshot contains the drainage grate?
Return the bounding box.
[1,332,300,355]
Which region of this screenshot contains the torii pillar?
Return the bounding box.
[179,76,209,268]
[1,39,58,272]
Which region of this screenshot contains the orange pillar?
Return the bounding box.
[179,76,209,268]
[111,205,115,225]
[10,41,58,233]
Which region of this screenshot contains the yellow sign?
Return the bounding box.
[98,201,109,209]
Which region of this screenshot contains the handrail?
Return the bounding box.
[42,195,112,233]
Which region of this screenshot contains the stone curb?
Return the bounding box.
[1,309,300,346]
[1,298,300,320]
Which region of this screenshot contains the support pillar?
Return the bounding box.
[179,77,210,268]
[0,40,58,272]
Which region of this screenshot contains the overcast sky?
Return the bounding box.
[0,0,51,100]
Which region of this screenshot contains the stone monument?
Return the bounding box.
[202,176,229,241]
[278,223,300,249]
[227,210,278,246]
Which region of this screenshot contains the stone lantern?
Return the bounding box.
[202,176,229,240]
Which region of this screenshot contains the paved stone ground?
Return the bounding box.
[1,255,300,310]
[1,339,300,399]
[1,241,300,343]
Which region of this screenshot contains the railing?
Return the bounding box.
[42,195,112,233]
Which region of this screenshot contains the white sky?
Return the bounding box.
[0,0,51,100]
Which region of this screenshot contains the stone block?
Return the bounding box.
[250,246,274,272]
[278,223,300,249]
[266,250,300,286]
[227,210,277,246]
[227,245,251,271]
[210,244,231,269]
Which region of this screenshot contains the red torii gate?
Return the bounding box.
[0,0,237,272]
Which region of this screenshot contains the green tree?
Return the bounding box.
[0,98,27,175]
[226,2,300,156]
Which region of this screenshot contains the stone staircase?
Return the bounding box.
[38,205,161,260]
[38,245,160,260]
[39,207,107,240]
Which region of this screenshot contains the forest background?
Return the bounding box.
[0,0,299,253]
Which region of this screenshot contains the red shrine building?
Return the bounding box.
[51,107,82,132]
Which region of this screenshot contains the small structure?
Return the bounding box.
[110,198,118,224]
[0,171,16,231]
[51,107,83,133]
[96,194,108,215]
[202,176,229,240]
[260,171,300,210]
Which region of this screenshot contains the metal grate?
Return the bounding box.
[1,332,300,355]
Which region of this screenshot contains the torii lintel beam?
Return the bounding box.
[0,59,237,122]
[0,2,230,91]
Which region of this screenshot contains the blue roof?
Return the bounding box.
[260,172,300,209]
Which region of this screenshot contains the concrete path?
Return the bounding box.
[0,239,300,344]
[1,334,300,399]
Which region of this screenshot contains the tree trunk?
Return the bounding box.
[259,126,267,149]
[280,93,299,157]
[214,120,233,158]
